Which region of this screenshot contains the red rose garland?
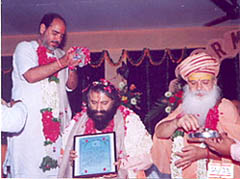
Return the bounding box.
[72,105,132,136]
[71,106,115,134]
[37,46,57,65]
[37,46,59,82]
[84,118,114,134]
[41,108,61,144]
[37,46,61,144]
[204,105,219,130]
[37,46,61,171]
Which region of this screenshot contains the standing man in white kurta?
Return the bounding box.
[9,13,81,177]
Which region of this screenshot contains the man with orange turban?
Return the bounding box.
[151,52,240,179]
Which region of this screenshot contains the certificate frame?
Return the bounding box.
[72,132,117,178]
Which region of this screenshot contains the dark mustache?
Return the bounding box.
[92,110,106,114]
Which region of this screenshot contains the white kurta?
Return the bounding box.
[8,40,72,178]
[1,102,27,133]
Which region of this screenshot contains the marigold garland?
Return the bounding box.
[166,47,187,64]
[89,48,185,68]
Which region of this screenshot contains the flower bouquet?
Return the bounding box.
[118,82,141,110]
[144,89,183,134]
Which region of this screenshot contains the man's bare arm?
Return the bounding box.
[23,47,82,84]
[155,114,200,139]
[66,69,78,90]
[23,61,64,83]
[155,118,179,139]
[175,145,221,169]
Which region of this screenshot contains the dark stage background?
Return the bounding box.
[2,49,239,134]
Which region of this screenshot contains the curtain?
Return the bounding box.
[2,50,239,133]
[1,56,13,102]
[218,54,240,100]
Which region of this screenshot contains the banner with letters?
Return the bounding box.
[192,29,240,62]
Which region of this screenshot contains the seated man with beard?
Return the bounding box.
[58,79,153,178]
[151,52,240,179]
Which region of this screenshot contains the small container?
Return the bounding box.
[72,47,91,67]
[188,128,220,139]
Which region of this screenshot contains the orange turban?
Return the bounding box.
[175,52,220,81]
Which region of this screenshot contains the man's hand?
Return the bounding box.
[175,145,207,169]
[69,150,78,165]
[1,99,7,105]
[176,114,200,132]
[204,133,235,158]
[114,159,121,170]
[61,47,82,68]
[100,160,120,178]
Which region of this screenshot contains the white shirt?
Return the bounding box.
[1,102,27,133]
[8,40,72,178]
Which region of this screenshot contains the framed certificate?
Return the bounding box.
[73,132,117,178]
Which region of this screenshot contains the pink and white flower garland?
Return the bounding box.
[37,46,61,172]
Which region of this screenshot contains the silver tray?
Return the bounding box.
[188,128,220,139]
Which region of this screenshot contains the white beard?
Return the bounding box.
[182,85,221,127]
